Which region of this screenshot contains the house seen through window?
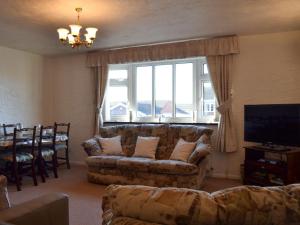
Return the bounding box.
[104,57,218,123]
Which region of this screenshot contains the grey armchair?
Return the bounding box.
[0,176,69,225]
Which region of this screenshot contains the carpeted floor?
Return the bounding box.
[7,165,241,225]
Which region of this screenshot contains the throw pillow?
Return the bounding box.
[188,134,211,164]
[170,138,196,162]
[0,176,11,210]
[98,136,123,156]
[198,133,210,144]
[188,142,211,164]
[133,136,160,159]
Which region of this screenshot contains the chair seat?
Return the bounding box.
[40,148,55,158]
[55,144,67,151]
[0,152,33,162]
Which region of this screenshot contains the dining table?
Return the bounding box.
[0,133,68,148]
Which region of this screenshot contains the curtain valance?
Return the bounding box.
[86,35,239,67]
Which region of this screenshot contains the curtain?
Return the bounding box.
[93,65,108,134]
[207,55,237,152]
[86,36,239,67]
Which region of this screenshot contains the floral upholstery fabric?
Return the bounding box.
[87,157,208,189]
[102,185,217,225]
[55,144,67,151]
[83,124,212,159]
[83,124,213,189]
[82,138,102,156]
[110,217,162,225]
[86,155,124,168]
[0,176,11,210]
[0,152,33,162]
[102,184,300,225]
[212,186,300,225]
[117,157,153,172]
[148,160,198,175]
[40,148,55,158]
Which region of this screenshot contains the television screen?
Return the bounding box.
[244,104,300,147]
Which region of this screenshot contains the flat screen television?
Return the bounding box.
[244,104,300,147]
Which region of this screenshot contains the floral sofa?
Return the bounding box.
[102,184,300,225]
[82,124,213,189]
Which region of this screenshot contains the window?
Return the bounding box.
[104,57,218,123]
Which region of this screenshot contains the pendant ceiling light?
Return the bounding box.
[57,8,98,48]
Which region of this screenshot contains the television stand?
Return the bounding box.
[243,146,300,186]
[258,144,290,151]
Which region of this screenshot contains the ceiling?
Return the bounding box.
[0,0,299,55]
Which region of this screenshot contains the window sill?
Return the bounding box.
[103,121,218,126]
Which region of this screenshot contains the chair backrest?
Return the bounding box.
[55,123,70,136]
[11,127,36,161]
[38,125,57,151]
[55,123,70,145]
[3,123,22,136]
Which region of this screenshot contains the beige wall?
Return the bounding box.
[0,46,44,127]
[44,30,300,178]
[43,54,95,163]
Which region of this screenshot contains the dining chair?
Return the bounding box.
[0,127,37,191]
[3,123,22,136]
[37,125,58,182]
[54,122,70,169]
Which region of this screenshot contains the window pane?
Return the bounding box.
[155,65,172,117]
[175,63,193,118]
[136,66,152,117]
[203,63,208,74]
[203,82,215,116]
[107,86,128,117]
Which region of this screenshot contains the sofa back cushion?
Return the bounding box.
[104,185,217,225]
[99,124,213,159]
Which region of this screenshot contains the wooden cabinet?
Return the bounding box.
[244,146,300,186]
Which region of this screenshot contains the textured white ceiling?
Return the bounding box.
[0,0,299,55]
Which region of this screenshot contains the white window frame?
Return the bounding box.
[104,57,218,123]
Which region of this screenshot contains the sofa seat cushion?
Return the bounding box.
[148,160,198,175]
[117,157,154,172]
[86,155,124,168]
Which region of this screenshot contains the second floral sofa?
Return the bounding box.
[82,124,213,189]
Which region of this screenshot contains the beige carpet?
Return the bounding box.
[7,165,241,225]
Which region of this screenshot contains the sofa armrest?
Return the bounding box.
[0,193,69,225]
[82,137,101,156]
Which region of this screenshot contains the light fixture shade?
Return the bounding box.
[67,34,75,44]
[86,27,98,39]
[69,24,82,36]
[57,28,69,40]
[84,34,92,44]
